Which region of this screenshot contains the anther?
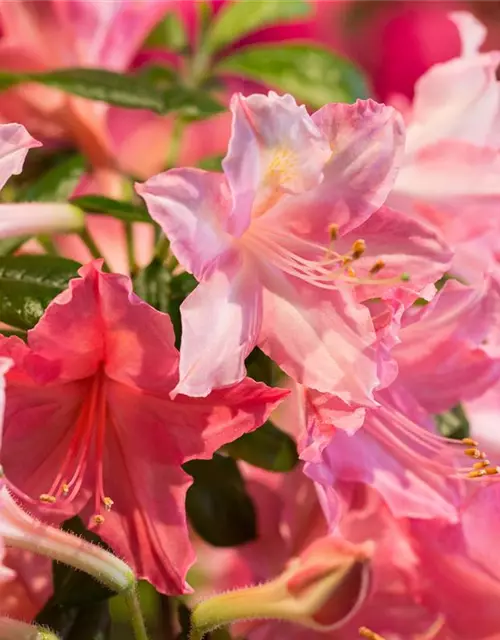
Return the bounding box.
[462,438,479,446]
[103,497,114,512]
[464,448,481,458]
[346,266,357,278]
[485,466,500,475]
[369,259,385,275]
[0,465,4,478]
[351,239,366,260]
[473,460,490,469]
[359,628,385,640]
[467,469,487,478]
[39,493,57,504]
[328,223,339,242]
[93,514,105,525]
[61,483,69,496]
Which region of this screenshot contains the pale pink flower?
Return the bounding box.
[138,93,407,400]
[0,261,287,595]
[387,11,500,284]
[393,278,500,414]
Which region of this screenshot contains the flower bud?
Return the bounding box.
[0,203,84,239]
[190,536,372,639]
[0,618,59,639]
[0,483,134,593]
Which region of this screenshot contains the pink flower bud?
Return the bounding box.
[190,535,372,639]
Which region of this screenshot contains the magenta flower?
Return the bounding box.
[0,262,286,594]
[138,93,406,400]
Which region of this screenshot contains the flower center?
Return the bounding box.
[39,369,113,526]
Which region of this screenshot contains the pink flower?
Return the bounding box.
[0,261,287,595]
[394,277,500,414]
[138,93,406,400]
[386,11,500,284]
[0,548,51,622]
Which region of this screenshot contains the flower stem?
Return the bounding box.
[125,221,137,276]
[166,117,185,170]
[79,227,111,272]
[124,586,150,640]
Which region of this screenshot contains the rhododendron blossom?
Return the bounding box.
[139,92,407,400]
[0,262,286,594]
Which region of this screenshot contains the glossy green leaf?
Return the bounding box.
[29,68,167,113]
[17,154,86,203]
[0,255,81,329]
[224,420,298,472]
[435,404,470,440]
[70,195,153,223]
[184,455,257,546]
[217,43,368,108]
[162,87,225,121]
[133,257,172,314]
[204,0,309,54]
[146,11,188,51]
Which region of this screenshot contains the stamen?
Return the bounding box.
[464,448,481,458]
[328,223,339,242]
[359,628,385,640]
[103,497,114,512]
[462,438,479,446]
[369,259,385,275]
[93,514,105,525]
[39,493,57,504]
[460,438,500,479]
[351,239,366,260]
[61,483,69,496]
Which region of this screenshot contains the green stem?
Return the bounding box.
[166,116,185,169]
[125,221,137,276]
[79,227,111,272]
[37,235,58,255]
[154,234,171,263]
[124,586,150,640]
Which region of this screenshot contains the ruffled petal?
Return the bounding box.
[137,168,233,280]
[174,251,263,398]
[0,123,40,191]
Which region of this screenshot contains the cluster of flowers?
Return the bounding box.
[0,3,499,640]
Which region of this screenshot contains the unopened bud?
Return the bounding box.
[0,485,134,593]
[190,536,372,639]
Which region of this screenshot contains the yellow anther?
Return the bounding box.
[39,493,57,504]
[462,438,479,446]
[369,259,385,275]
[351,239,366,260]
[485,466,500,475]
[359,628,385,640]
[0,465,4,478]
[473,460,490,469]
[467,469,487,478]
[346,266,357,278]
[93,514,105,525]
[464,448,481,458]
[61,483,69,496]
[328,223,339,242]
[103,497,114,512]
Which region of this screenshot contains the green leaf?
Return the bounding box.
[204,0,310,54]
[184,455,257,546]
[0,236,28,256]
[70,195,153,223]
[30,68,167,113]
[146,11,189,52]
[197,154,224,172]
[217,43,368,108]
[17,154,87,203]
[133,257,172,314]
[0,255,81,329]
[162,87,225,121]
[435,404,470,440]
[224,420,298,472]
[167,272,198,348]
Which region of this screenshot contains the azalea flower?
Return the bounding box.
[0,261,287,594]
[138,92,406,400]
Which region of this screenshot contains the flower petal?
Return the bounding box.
[258,268,378,404]
[0,123,40,191]
[449,11,487,57]
[174,251,263,398]
[223,92,331,236]
[137,168,233,280]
